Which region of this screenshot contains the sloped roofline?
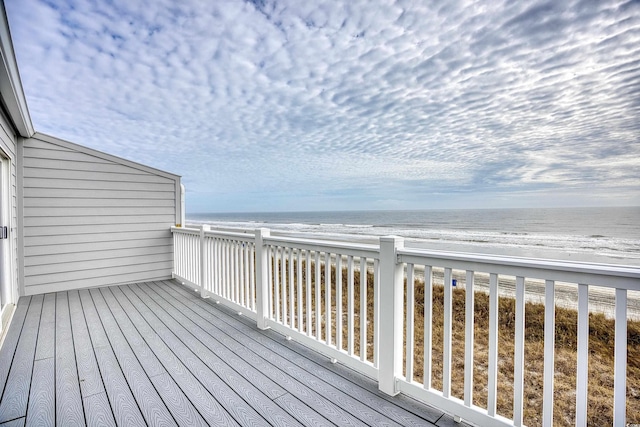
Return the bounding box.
[0,1,34,137]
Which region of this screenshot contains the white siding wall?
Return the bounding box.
[0,108,17,305]
[20,134,181,295]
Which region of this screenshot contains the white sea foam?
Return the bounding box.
[188,207,640,266]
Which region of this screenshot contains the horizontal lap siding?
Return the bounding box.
[22,136,180,295]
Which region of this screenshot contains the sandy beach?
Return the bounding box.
[427,268,640,321]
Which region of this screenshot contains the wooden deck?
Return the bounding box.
[0,280,466,426]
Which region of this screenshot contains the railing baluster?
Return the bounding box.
[230,241,236,301]
[244,242,250,307]
[213,237,218,294]
[306,251,311,336]
[326,252,332,345]
[282,247,288,325]
[373,259,380,369]
[336,254,343,351]
[246,243,251,308]
[406,263,415,381]
[251,243,256,310]
[208,236,214,294]
[219,239,225,297]
[576,284,589,427]
[226,239,231,299]
[238,242,244,305]
[514,276,526,427]
[424,265,432,389]
[315,251,321,340]
[464,270,474,407]
[488,272,499,416]
[348,255,354,356]
[274,247,280,322]
[614,288,627,426]
[289,248,294,328]
[543,279,555,426]
[297,249,303,332]
[443,267,453,398]
[360,257,367,362]
[267,245,273,319]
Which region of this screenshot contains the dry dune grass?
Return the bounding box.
[272,260,640,426]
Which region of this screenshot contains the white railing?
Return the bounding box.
[171,226,640,427]
[173,225,257,318]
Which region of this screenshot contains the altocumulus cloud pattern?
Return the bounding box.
[6,0,640,211]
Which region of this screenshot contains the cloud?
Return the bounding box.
[5,0,640,212]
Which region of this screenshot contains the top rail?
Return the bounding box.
[264,235,379,259]
[398,247,640,290]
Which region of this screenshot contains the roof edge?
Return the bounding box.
[0,1,34,138]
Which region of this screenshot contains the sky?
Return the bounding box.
[5,0,640,213]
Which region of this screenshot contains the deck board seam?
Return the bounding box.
[162,281,399,424]
[64,291,89,427]
[109,285,232,426]
[156,281,374,427]
[136,282,302,426]
[54,291,86,426]
[123,283,270,426]
[85,289,147,426]
[0,281,467,427]
[144,281,289,400]
[0,295,45,423]
[78,290,118,425]
[0,296,32,405]
[166,280,443,425]
[99,285,206,427]
[22,295,45,423]
[148,283,365,425]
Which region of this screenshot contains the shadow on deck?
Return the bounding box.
[0,280,467,426]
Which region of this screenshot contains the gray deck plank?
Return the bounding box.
[97,287,166,377]
[26,358,54,427]
[272,393,335,427]
[146,283,357,427]
[83,392,116,427]
[0,417,25,427]
[109,285,240,426]
[148,372,208,427]
[80,290,146,426]
[285,337,447,423]
[235,310,444,425]
[55,292,86,426]
[135,282,303,427]
[121,284,269,426]
[0,279,461,427]
[157,281,371,427]
[0,295,43,423]
[34,294,55,361]
[68,290,105,398]
[0,296,31,408]
[90,288,178,427]
[141,282,287,400]
[98,288,205,427]
[165,280,444,426]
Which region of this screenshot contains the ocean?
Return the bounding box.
[187,206,640,266]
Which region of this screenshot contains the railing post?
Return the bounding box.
[378,236,404,396]
[179,184,186,227]
[255,228,271,330]
[200,225,210,298]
